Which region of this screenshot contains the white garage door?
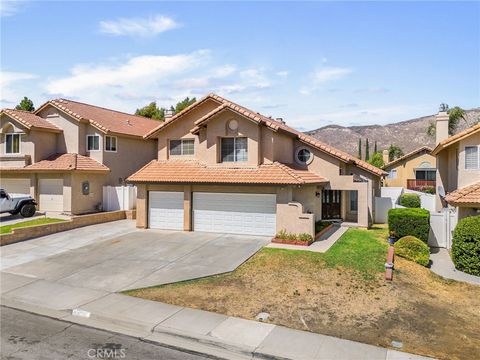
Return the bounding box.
[0,178,30,196]
[149,191,184,230]
[193,193,276,236]
[39,178,63,212]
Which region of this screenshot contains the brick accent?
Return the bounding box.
[1,210,128,246]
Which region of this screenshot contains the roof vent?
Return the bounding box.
[276,118,285,124]
[165,109,175,120]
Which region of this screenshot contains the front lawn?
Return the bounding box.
[0,218,65,235]
[126,226,480,360]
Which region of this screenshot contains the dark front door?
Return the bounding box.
[322,190,342,219]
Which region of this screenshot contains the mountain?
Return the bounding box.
[304,108,480,156]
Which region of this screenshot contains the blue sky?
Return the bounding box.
[1,1,479,130]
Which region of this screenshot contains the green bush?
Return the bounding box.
[275,230,313,242]
[315,220,330,233]
[421,186,435,194]
[399,193,421,208]
[451,216,480,276]
[388,208,430,243]
[394,236,430,266]
[298,233,314,242]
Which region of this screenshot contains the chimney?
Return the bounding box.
[382,149,389,164]
[164,109,175,121]
[435,111,449,145]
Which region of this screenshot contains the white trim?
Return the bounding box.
[105,135,117,152]
[168,138,195,156]
[464,145,480,170]
[294,146,314,165]
[220,136,248,163]
[86,134,101,152]
[4,133,21,155]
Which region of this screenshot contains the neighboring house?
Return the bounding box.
[128,93,386,237]
[382,146,436,191]
[0,99,158,214]
[433,111,480,219]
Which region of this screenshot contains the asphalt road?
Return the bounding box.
[0,306,210,360]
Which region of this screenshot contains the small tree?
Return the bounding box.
[374,140,378,153]
[174,97,196,113]
[15,97,35,111]
[357,138,362,160]
[135,102,165,121]
[388,144,404,162]
[365,138,370,161]
[367,152,384,168]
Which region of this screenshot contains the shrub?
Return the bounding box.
[394,236,430,266]
[275,230,313,243]
[315,220,330,233]
[388,208,430,243]
[298,233,313,242]
[451,215,480,276]
[421,186,435,194]
[399,193,421,208]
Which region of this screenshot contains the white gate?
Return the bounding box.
[428,209,457,248]
[102,186,137,211]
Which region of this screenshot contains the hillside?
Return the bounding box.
[305,108,480,156]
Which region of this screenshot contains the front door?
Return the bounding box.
[322,190,342,219]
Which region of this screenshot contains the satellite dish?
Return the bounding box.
[437,186,445,198]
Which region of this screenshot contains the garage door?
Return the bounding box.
[193,193,276,236]
[0,178,30,196]
[39,178,63,212]
[149,191,184,230]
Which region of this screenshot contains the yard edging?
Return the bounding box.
[0,210,135,246]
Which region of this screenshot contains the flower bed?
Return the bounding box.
[272,221,334,246]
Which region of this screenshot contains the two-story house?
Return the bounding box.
[0,99,158,214]
[128,93,386,237]
[433,111,480,219]
[382,146,436,192]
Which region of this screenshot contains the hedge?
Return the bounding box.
[388,208,430,243]
[451,215,480,276]
[399,193,421,208]
[394,236,430,266]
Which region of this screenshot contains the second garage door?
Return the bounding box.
[0,178,30,196]
[149,191,184,230]
[193,192,276,236]
[39,178,64,212]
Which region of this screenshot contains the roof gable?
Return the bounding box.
[432,123,480,155]
[1,109,62,133]
[383,146,433,169]
[35,99,160,138]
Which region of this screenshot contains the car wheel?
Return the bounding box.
[19,204,36,218]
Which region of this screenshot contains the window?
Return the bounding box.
[349,191,358,212]
[87,135,100,151]
[388,169,397,179]
[221,137,247,162]
[465,146,479,170]
[5,133,20,154]
[105,136,117,152]
[415,170,436,181]
[169,139,194,156]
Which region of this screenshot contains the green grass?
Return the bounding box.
[0,218,66,235]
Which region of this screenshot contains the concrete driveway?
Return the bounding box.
[1,220,270,292]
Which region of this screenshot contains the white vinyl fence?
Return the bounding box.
[429,209,457,248]
[103,186,137,211]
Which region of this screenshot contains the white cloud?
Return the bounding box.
[276,70,289,78]
[0,71,37,105]
[0,0,25,17]
[99,14,180,37]
[313,67,352,83]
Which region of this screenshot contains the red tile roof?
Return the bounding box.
[146,93,386,177]
[35,99,160,138]
[432,123,480,155]
[383,146,433,169]
[1,109,62,132]
[445,182,480,206]
[1,153,110,172]
[127,160,327,185]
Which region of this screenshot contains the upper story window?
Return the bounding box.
[388,169,397,179]
[169,139,194,156]
[295,147,313,165]
[105,136,117,152]
[5,133,20,154]
[465,146,479,170]
[221,137,247,162]
[87,135,100,151]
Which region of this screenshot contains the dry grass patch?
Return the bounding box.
[126,226,480,360]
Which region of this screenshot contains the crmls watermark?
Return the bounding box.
[87,344,126,359]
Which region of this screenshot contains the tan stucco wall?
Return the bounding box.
[70,172,106,214]
[37,106,80,154]
[458,132,480,188]
[384,152,436,188]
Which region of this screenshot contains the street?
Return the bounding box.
[0,306,209,360]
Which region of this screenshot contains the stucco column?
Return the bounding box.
[184,185,192,231]
[136,184,147,228]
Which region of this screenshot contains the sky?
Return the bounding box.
[1,1,479,131]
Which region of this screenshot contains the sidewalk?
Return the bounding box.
[1,272,434,360]
[429,248,480,286]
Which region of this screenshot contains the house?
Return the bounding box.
[433,111,480,219]
[382,146,436,192]
[128,93,386,237]
[0,99,159,214]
